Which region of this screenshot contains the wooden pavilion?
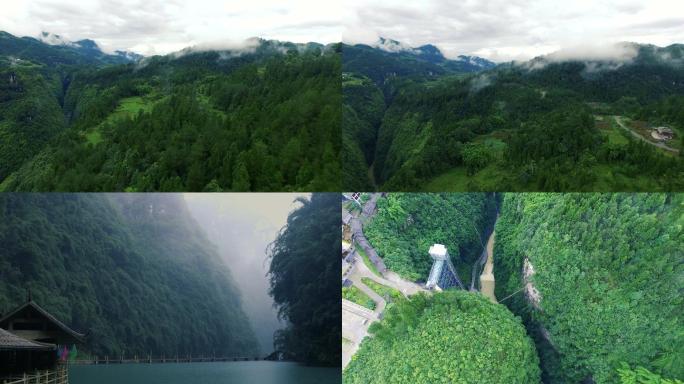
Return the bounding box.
[0,298,85,346]
[0,294,85,383]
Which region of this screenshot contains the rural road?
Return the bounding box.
[613,116,679,154]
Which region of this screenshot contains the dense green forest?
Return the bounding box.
[347,192,682,383]
[494,193,683,383]
[0,193,258,356]
[268,193,341,366]
[343,290,541,383]
[0,31,340,191]
[342,41,684,191]
[364,193,498,284]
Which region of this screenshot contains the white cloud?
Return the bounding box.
[0,0,343,55]
[343,0,684,62]
[543,42,639,63]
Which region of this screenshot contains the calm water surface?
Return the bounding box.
[70,361,341,384]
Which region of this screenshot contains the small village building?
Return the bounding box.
[651,126,674,141]
[342,193,362,206]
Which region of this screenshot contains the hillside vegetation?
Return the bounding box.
[0,193,258,356]
[364,193,498,283]
[494,193,683,383]
[268,193,341,366]
[343,290,541,384]
[342,42,684,191]
[0,31,340,192]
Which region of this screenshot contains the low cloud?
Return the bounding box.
[470,73,493,93]
[344,0,684,62]
[0,0,342,55]
[170,37,262,59]
[543,42,639,63]
[516,42,640,72]
[373,38,417,53]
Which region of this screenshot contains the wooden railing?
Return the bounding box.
[1,366,67,384]
[72,355,262,365]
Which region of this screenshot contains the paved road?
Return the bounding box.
[354,249,426,297]
[342,193,428,368]
[351,218,388,274]
[362,193,380,217]
[613,116,680,154]
[349,271,387,316]
[342,299,376,368]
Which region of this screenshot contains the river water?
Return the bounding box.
[70,361,341,384]
[479,229,497,303]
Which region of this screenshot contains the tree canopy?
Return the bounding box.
[343,290,541,384]
[494,193,683,383]
[268,193,341,366]
[0,193,258,357]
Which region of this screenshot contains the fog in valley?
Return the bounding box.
[183,193,308,354]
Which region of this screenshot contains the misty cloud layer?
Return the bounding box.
[183,193,308,354]
[0,0,342,55]
[343,0,684,62]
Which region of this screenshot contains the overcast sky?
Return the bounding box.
[343,0,684,62]
[0,0,342,55]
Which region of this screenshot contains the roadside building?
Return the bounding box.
[651,126,674,141]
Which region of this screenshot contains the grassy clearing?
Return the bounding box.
[196,92,227,119]
[423,163,519,192]
[85,130,103,145]
[356,243,381,278]
[342,285,376,310]
[604,127,629,146]
[589,164,664,191]
[82,95,157,146]
[361,277,404,302]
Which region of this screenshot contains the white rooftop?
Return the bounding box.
[429,244,448,260]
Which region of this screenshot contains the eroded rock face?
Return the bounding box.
[523,258,542,309]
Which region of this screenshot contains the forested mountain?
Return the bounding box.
[0,31,340,192]
[0,31,138,67]
[364,193,498,284]
[495,193,683,383]
[343,39,495,85]
[345,192,683,383]
[343,291,541,383]
[0,193,259,357]
[268,193,341,366]
[342,41,684,191]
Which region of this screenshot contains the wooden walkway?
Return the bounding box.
[71,355,263,365]
[1,367,67,384]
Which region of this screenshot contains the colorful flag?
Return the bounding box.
[70,344,78,361]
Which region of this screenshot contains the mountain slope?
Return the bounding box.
[0,193,259,357]
[0,31,341,191]
[343,41,684,191]
[494,193,683,383]
[1,31,139,66]
[344,291,541,383]
[342,39,495,189]
[268,193,341,366]
[343,38,495,86]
